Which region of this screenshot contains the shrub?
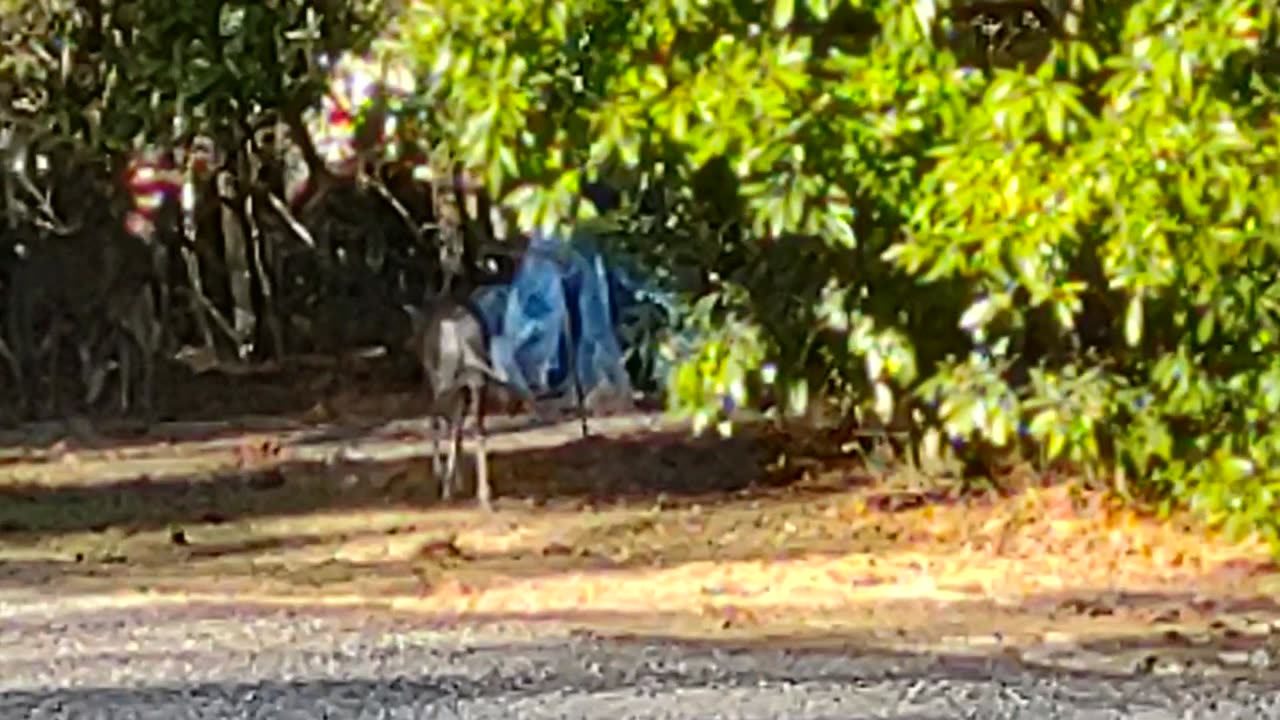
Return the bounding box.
[391,0,1280,550]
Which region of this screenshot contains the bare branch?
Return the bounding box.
[264,190,317,249]
[1,129,82,235]
[358,172,424,245]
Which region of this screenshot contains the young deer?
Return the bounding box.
[401,166,588,508]
[403,295,506,510]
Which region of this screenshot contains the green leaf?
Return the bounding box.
[1027,409,1058,437]
[1219,455,1256,484]
[989,409,1010,447]
[959,297,997,333]
[772,0,795,30]
[1196,309,1215,344]
[1047,430,1066,459]
[873,381,894,423]
[1125,294,1144,348]
[1044,96,1065,143]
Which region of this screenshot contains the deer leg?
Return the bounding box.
[444,398,465,502]
[430,409,445,476]
[473,384,491,511]
[431,414,445,493]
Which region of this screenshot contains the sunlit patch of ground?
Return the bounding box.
[2,416,1278,668]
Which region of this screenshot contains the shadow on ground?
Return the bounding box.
[0,425,802,538]
[2,416,1266,599]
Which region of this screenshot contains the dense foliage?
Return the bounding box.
[389,0,1280,549]
[3,1,1280,551]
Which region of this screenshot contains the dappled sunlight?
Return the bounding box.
[5,451,1275,653]
[1,415,1277,675]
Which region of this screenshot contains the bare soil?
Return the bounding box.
[2,379,1279,671]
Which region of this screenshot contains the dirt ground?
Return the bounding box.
[2,372,1280,674]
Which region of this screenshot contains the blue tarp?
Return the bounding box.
[471,229,667,403]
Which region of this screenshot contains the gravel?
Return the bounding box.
[2,599,1279,719]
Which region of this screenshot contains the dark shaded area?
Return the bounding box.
[0,422,794,540]
[0,351,418,448]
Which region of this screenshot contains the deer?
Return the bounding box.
[399,165,598,508]
[402,294,507,509]
[398,167,527,510]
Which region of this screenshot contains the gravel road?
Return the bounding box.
[2,597,1277,720]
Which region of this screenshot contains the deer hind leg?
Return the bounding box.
[430,413,446,496]
[443,398,466,502]
[473,384,491,511]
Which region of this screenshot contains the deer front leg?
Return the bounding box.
[430,414,445,487]
[473,385,491,511]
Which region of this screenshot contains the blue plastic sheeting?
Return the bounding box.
[471,228,661,402]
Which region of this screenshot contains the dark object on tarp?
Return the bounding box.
[470,229,670,405]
